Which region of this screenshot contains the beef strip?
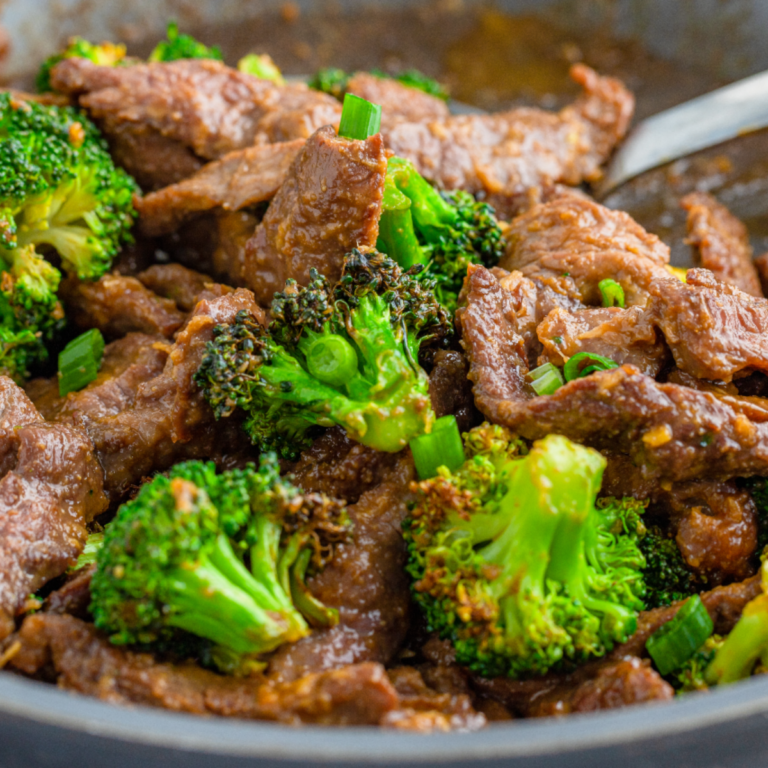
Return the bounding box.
[345,72,450,127]
[267,452,413,682]
[682,192,762,298]
[537,305,669,376]
[59,274,186,340]
[25,333,168,424]
[382,65,633,217]
[428,349,479,433]
[210,210,260,288]
[458,265,768,483]
[136,263,231,312]
[649,269,768,383]
[43,565,95,620]
[135,140,305,237]
[755,252,768,296]
[9,613,400,726]
[500,193,671,306]
[242,126,388,305]
[0,379,106,640]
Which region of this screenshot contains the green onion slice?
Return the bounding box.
[410,415,466,480]
[58,328,105,397]
[646,595,714,676]
[305,333,359,388]
[526,362,564,396]
[599,278,626,308]
[563,352,618,382]
[338,93,382,140]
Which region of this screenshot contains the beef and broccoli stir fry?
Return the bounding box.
[1,22,768,731]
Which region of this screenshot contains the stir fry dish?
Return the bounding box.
[2,22,768,732]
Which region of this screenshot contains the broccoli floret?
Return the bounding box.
[0,244,63,381]
[639,524,701,609]
[37,37,127,93]
[195,249,451,459]
[0,93,139,281]
[309,67,448,101]
[672,636,723,692]
[90,456,350,675]
[404,423,647,678]
[377,156,504,313]
[148,22,223,63]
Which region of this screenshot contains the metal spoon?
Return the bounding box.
[598,68,768,197]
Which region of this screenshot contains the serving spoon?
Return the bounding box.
[598,68,768,197]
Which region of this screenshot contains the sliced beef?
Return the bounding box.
[755,252,768,296]
[382,65,633,217]
[43,565,95,620]
[537,305,668,376]
[682,192,762,298]
[136,263,230,312]
[345,72,450,127]
[25,333,168,424]
[60,274,186,340]
[9,613,399,726]
[136,140,304,237]
[428,350,479,433]
[500,193,671,306]
[211,210,260,287]
[242,126,388,305]
[267,453,413,681]
[649,269,768,383]
[0,379,106,639]
[458,265,768,483]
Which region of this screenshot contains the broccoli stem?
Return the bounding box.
[377,180,424,270]
[705,594,768,685]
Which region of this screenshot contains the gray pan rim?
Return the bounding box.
[2,669,768,761]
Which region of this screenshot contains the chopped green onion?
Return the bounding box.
[410,415,466,480]
[526,363,564,396]
[338,93,382,141]
[563,352,618,382]
[237,53,284,84]
[599,278,625,308]
[58,328,105,397]
[73,532,104,571]
[305,334,359,388]
[646,595,714,676]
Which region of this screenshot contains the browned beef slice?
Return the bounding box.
[755,252,768,296]
[537,305,668,377]
[346,72,450,127]
[500,193,671,306]
[81,291,263,501]
[135,140,305,237]
[382,65,633,215]
[241,126,387,305]
[25,333,168,424]
[267,453,413,681]
[649,269,768,383]
[0,379,107,640]
[614,575,762,658]
[459,265,768,482]
[136,263,231,312]
[60,274,185,340]
[9,613,399,726]
[43,565,95,620]
[655,481,758,585]
[682,192,763,298]
[50,58,340,161]
[428,350,478,433]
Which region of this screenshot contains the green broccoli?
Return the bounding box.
[309,67,448,101]
[195,249,450,460]
[37,37,127,93]
[148,22,223,63]
[638,524,701,609]
[0,245,63,381]
[404,423,647,678]
[0,93,139,281]
[90,456,351,675]
[377,156,504,313]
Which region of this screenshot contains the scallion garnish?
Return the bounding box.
[58,328,105,397]
[338,93,382,141]
[646,595,713,676]
[305,333,359,388]
[410,415,466,480]
[526,362,564,396]
[599,278,625,308]
[563,351,618,382]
